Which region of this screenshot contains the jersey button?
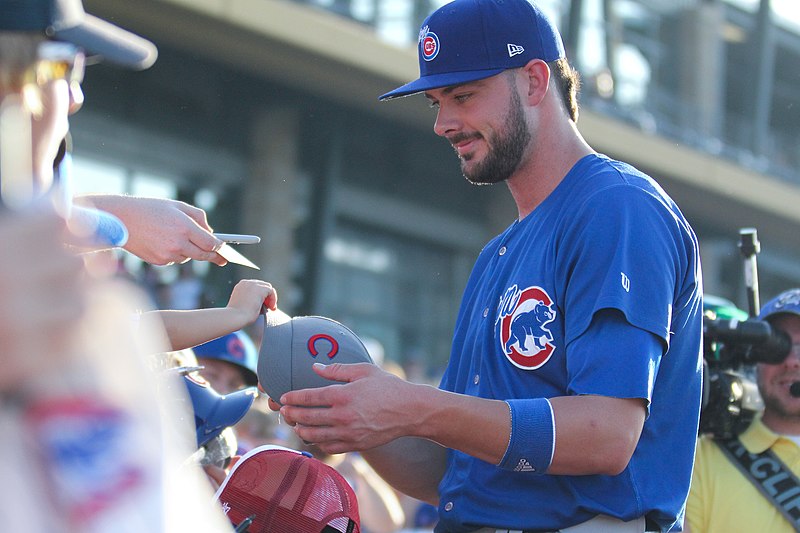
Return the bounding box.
[444,501,454,512]
[473,374,480,385]
[499,246,507,256]
[483,307,489,318]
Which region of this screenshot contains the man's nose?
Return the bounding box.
[433,104,459,138]
[790,343,800,361]
[782,343,800,367]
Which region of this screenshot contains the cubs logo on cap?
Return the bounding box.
[419,26,440,61]
[257,311,375,402]
[226,336,246,361]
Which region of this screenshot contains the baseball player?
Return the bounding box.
[274,0,703,532]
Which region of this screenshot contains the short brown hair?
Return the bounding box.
[548,58,580,122]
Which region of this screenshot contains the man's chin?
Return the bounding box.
[462,163,506,185]
[462,172,501,186]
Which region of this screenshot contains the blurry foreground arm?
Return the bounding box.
[141,279,277,351]
[335,454,406,532]
[74,194,226,266]
[0,207,87,393]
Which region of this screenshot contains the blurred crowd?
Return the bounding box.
[9,0,800,532]
[0,0,433,531]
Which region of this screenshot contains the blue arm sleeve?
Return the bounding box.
[568,308,663,416]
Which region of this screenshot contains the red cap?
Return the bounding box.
[214,445,360,533]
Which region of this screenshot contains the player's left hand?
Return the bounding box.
[277,363,417,455]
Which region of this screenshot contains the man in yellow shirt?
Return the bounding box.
[687,288,800,532]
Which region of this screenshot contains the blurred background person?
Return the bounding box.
[168,261,205,309]
[234,399,295,452]
[297,438,406,533]
[193,329,260,394]
[687,288,800,533]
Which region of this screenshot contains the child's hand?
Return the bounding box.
[226,279,278,326]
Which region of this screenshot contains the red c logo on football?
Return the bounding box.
[307,334,339,359]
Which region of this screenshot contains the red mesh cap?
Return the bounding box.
[214,445,360,533]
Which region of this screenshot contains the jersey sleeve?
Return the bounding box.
[555,184,684,348]
[567,308,662,406]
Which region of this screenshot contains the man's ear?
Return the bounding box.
[521,59,551,106]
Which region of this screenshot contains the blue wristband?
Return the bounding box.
[498,398,555,474]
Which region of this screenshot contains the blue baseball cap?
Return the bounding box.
[182,372,257,448]
[759,289,800,322]
[193,331,259,387]
[379,0,565,100]
[0,0,157,70]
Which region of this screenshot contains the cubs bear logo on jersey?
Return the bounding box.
[497,285,556,369]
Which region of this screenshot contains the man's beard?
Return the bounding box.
[455,88,531,185]
[758,374,800,420]
[761,391,800,420]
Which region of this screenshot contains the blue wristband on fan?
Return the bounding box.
[69,205,129,247]
[498,397,555,474]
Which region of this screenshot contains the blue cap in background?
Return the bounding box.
[759,289,800,322]
[194,331,259,387]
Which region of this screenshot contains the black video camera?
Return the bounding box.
[700,297,793,438]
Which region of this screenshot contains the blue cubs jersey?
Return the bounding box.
[436,154,703,532]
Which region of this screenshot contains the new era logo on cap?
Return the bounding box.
[508,43,525,57]
[257,312,374,402]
